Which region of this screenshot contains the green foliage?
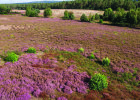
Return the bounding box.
[95,13,100,20]
[63,10,75,20]
[0,5,11,14]
[102,57,110,66]
[87,53,95,59]
[26,47,36,53]
[44,8,52,18]
[4,52,19,63]
[80,14,88,22]
[103,8,114,21]
[78,47,84,53]
[25,7,39,17]
[89,73,108,91]
[121,72,133,81]
[63,10,69,19]
[88,13,95,22]
[69,11,75,20]
[99,19,103,24]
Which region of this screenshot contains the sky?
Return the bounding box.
[0,0,65,4]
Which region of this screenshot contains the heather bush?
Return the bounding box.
[80,14,88,22]
[44,8,52,18]
[4,52,19,63]
[99,19,103,24]
[25,47,36,53]
[78,47,84,53]
[102,57,110,66]
[89,73,108,91]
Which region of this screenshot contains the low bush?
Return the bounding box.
[78,48,84,53]
[102,57,110,66]
[87,53,95,59]
[4,52,19,63]
[89,73,108,91]
[44,8,52,18]
[80,14,88,22]
[26,47,36,53]
[99,19,103,24]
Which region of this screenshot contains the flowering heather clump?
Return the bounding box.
[89,73,108,91]
[4,52,19,63]
[102,57,110,66]
[0,52,90,99]
[57,96,68,100]
[78,47,84,53]
[26,47,36,53]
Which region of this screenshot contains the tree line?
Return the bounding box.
[1,0,140,11]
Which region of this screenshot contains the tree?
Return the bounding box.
[0,5,11,14]
[95,13,100,20]
[63,10,69,19]
[69,11,75,20]
[80,13,88,22]
[44,8,52,18]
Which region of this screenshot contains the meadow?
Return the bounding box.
[0,9,139,100]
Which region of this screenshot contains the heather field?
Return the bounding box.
[0,12,140,100]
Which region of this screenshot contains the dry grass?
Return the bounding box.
[13,9,104,18]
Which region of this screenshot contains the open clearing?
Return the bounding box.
[0,11,139,100]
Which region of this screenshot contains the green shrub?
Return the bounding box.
[69,11,75,20]
[95,13,100,20]
[63,10,69,19]
[44,8,52,18]
[26,47,36,53]
[78,47,84,53]
[99,19,103,24]
[0,5,11,14]
[80,14,88,22]
[89,73,108,91]
[87,53,95,59]
[25,7,39,17]
[102,57,110,66]
[63,11,75,20]
[4,52,19,63]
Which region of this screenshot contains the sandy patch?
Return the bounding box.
[13,9,104,18]
[0,17,10,21]
[0,25,12,30]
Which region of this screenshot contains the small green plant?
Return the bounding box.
[95,13,100,20]
[99,19,103,23]
[78,47,84,53]
[87,53,95,59]
[80,14,88,22]
[121,72,133,81]
[26,47,36,53]
[44,8,52,18]
[4,52,19,63]
[102,57,110,66]
[89,73,108,91]
[10,34,15,38]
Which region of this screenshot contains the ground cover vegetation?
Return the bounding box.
[2,0,140,11]
[0,4,139,100]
